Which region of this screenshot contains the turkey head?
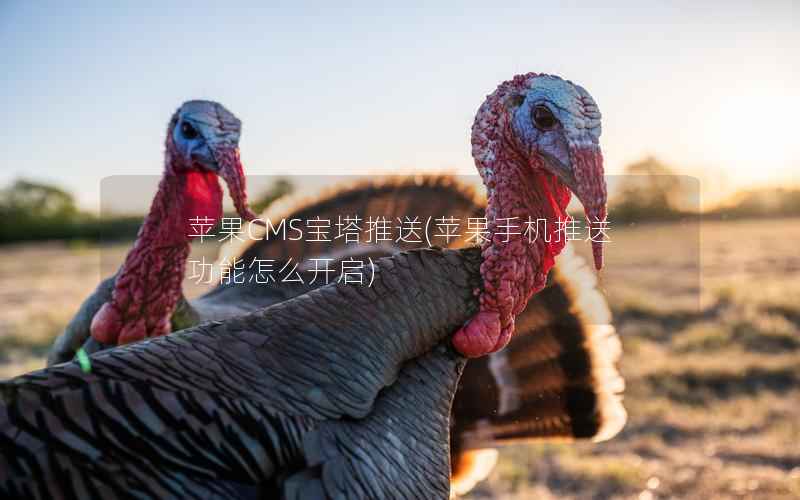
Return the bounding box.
[453,73,608,357]
[90,101,260,345]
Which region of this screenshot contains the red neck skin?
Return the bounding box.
[90,151,222,345]
[453,77,572,358]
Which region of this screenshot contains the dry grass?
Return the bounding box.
[1,218,799,498]
[0,240,219,377]
[466,218,800,499]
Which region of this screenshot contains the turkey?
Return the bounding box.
[40,72,625,495]
[221,73,621,493]
[48,100,265,363]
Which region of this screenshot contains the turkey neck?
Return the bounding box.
[480,143,570,327]
[451,106,573,357]
[105,162,222,343]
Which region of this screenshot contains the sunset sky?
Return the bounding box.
[1,1,797,209]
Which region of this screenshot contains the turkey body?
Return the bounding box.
[3,247,481,499]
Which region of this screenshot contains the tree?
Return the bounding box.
[0,180,79,221]
[611,157,686,221]
[250,178,294,214]
[0,180,85,242]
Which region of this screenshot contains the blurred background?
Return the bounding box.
[1,2,798,498]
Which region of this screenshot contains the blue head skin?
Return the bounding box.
[167,100,261,224]
[493,75,607,270]
[508,75,603,199]
[170,100,242,173]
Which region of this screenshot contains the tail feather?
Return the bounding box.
[449,449,499,497]
[450,245,626,493]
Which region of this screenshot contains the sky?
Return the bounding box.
[1,1,798,210]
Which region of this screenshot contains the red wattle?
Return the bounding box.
[452,311,502,358]
[182,170,223,239]
[90,148,224,346]
[90,302,123,345]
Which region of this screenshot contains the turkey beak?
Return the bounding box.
[214,145,265,226]
[569,144,607,270]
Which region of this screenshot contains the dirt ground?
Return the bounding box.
[1,217,798,499]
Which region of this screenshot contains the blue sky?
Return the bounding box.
[1,1,798,208]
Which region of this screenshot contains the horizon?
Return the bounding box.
[2,1,798,210]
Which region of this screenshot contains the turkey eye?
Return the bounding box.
[532,105,557,130]
[180,121,199,140]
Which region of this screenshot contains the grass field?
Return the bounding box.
[1,218,798,499]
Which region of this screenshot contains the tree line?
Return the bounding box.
[2,160,798,243]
